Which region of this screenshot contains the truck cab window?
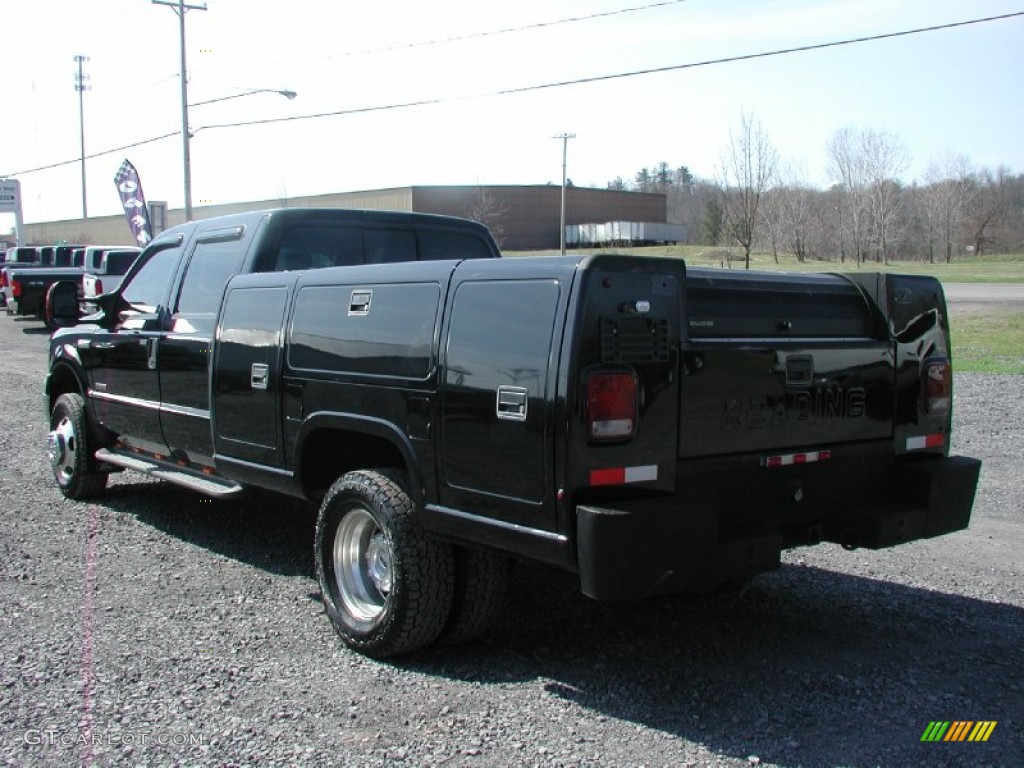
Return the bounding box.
[176,243,243,316]
[120,247,180,312]
[270,226,362,271]
[364,229,415,264]
[419,231,494,261]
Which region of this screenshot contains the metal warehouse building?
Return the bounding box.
[22,185,667,252]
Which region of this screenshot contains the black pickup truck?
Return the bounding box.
[1,246,42,310]
[44,207,981,658]
[4,245,85,322]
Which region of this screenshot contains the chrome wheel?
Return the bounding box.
[46,393,108,500]
[333,506,393,626]
[316,470,454,657]
[47,415,78,488]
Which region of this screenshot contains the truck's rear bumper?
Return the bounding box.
[575,455,981,601]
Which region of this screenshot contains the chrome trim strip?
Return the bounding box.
[160,402,209,420]
[214,453,294,478]
[87,390,209,420]
[424,504,568,545]
[89,389,160,412]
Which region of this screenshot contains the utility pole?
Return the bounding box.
[74,55,90,219]
[153,0,207,222]
[553,132,575,255]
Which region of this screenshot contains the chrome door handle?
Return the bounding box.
[496,386,528,421]
[251,363,269,390]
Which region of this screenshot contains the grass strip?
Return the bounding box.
[951,312,1024,374]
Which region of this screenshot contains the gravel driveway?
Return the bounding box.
[0,310,1020,768]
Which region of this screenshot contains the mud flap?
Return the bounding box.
[894,455,981,539]
[576,497,781,601]
[827,455,981,549]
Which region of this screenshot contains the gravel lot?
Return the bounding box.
[0,308,1021,768]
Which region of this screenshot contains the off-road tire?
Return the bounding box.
[315,470,454,658]
[441,546,509,645]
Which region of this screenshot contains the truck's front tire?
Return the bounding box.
[315,470,454,658]
[47,393,108,499]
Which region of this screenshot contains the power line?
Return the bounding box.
[194,12,1024,131]
[5,10,1022,179]
[201,0,687,74]
[5,133,180,176]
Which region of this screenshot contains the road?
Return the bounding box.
[941,282,1024,314]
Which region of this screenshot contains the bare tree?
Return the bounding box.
[764,162,816,262]
[966,166,1013,256]
[759,187,784,263]
[717,111,778,269]
[783,188,816,262]
[861,130,910,263]
[602,156,1023,260]
[827,127,910,264]
[464,187,509,249]
[822,184,847,262]
[827,128,869,264]
[922,153,975,262]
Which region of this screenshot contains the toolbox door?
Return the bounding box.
[439,278,561,530]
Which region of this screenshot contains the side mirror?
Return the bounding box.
[44,281,82,330]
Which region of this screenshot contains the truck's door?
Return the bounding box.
[438,261,568,532]
[210,273,293,469]
[83,242,182,454]
[159,225,251,464]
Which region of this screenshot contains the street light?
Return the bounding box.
[155,3,297,221]
[182,88,297,217]
[189,88,297,108]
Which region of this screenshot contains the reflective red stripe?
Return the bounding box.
[589,465,658,486]
[906,434,945,451]
[590,468,626,486]
[763,449,832,468]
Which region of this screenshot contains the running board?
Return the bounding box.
[94,448,244,498]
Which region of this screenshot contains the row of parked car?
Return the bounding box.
[1,244,141,326]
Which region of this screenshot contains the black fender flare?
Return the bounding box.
[45,355,89,415]
[293,411,424,506]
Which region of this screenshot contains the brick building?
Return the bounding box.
[22,185,666,252]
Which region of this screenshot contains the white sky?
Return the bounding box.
[2,0,1022,228]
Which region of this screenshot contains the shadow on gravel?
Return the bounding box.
[414,561,1023,766]
[91,480,316,578]
[86,479,1021,764]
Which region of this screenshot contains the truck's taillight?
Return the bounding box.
[94,279,103,294]
[11,279,21,298]
[923,358,951,414]
[586,370,638,440]
[0,272,7,288]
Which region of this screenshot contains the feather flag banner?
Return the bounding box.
[114,159,154,246]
